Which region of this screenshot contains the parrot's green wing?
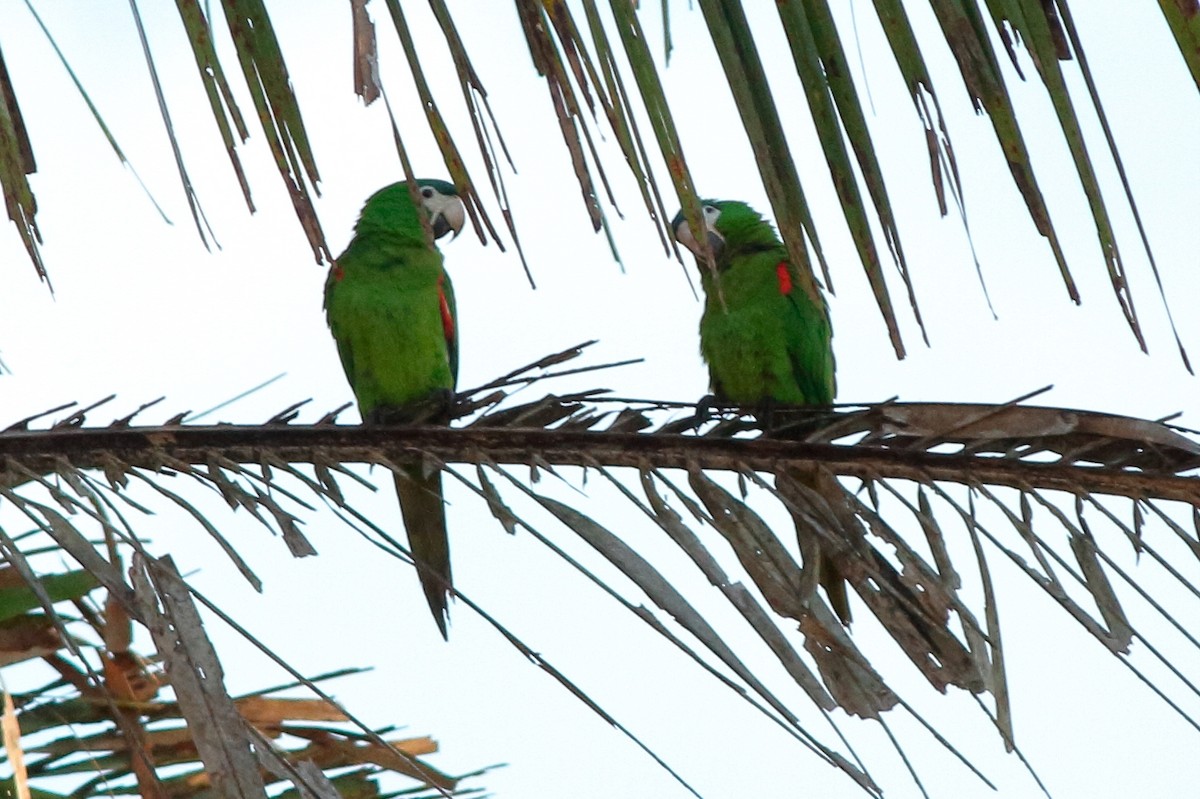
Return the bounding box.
[780,260,836,407]
[443,269,458,383]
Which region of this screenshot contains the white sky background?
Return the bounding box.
[0,1,1198,798]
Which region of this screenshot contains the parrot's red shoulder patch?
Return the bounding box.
[775,262,792,296]
[438,276,455,344]
[330,263,345,282]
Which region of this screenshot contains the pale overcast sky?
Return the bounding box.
[0,3,1197,798]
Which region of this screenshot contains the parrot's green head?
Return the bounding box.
[356,179,466,243]
[672,199,779,265]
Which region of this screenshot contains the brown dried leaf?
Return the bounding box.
[0,45,45,283]
[103,650,160,703]
[688,469,807,619]
[252,485,318,557]
[799,605,898,719]
[1069,531,1133,651]
[128,471,263,592]
[533,491,813,721]
[285,730,453,791]
[29,504,136,614]
[724,583,835,712]
[474,465,520,534]
[0,614,62,666]
[917,487,961,589]
[236,697,348,727]
[639,471,834,709]
[351,0,380,104]
[131,554,268,799]
[854,505,984,694]
[875,402,1200,457]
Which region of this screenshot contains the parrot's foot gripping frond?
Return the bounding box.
[394,465,453,639]
[750,399,832,440]
[692,393,720,427]
[367,389,457,426]
[754,397,781,436]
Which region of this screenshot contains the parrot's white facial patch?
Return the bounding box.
[420,185,467,240]
[674,204,723,257]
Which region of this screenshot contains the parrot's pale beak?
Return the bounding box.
[704,230,725,256]
[429,196,467,241]
[674,218,724,259]
[431,214,452,239]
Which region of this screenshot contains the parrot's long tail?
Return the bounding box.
[779,467,853,626]
[820,553,851,626]
[394,465,452,639]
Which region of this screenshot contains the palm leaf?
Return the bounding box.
[0,551,487,799]
[2,3,1194,359]
[0,347,1197,794]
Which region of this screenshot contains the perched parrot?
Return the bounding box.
[324,179,466,638]
[673,199,852,625]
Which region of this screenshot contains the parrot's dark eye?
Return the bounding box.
[421,187,435,199]
[703,205,718,216]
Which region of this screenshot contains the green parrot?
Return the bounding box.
[324,179,466,638]
[673,199,852,624]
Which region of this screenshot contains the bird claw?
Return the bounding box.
[427,388,457,422]
[692,393,720,429]
[365,389,457,426]
[364,407,398,425]
[756,397,780,436]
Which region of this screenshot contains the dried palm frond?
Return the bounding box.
[0,345,1196,795]
[0,562,486,799]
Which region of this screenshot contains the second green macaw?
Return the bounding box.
[325,179,466,638]
[673,199,852,624]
